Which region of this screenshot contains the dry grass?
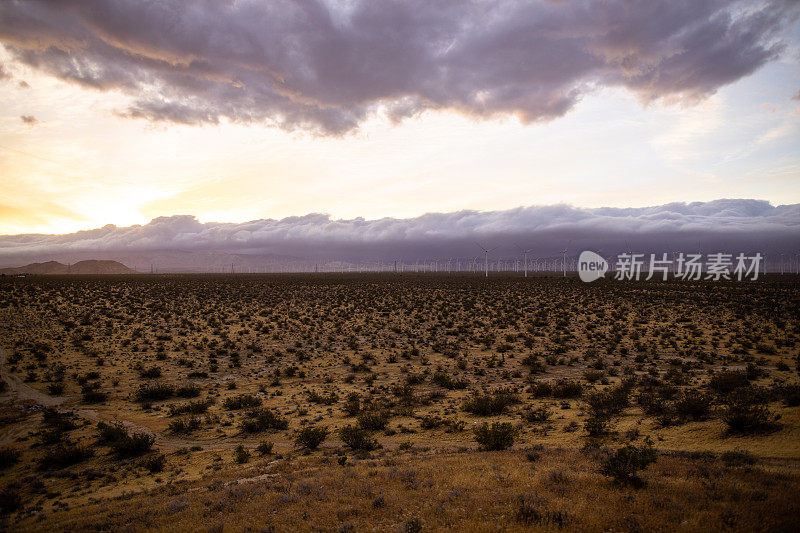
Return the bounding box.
[0,273,798,530]
[12,447,800,532]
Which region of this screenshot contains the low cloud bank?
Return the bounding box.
[1,200,797,268]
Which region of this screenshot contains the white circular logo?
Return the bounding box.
[578,251,608,282]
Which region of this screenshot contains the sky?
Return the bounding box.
[0,0,799,261]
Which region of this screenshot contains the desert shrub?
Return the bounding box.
[673,390,712,421]
[584,415,611,437]
[420,415,443,429]
[339,425,379,451]
[709,370,749,395]
[240,408,288,433]
[474,422,518,450]
[256,441,274,455]
[357,410,390,430]
[583,369,605,383]
[404,517,422,533]
[514,495,568,527]
[47,382,65,395]
[0,448,20,470]
[0,485,21,515]
[522,405,551,423]
[97,421,129,444]
[234,445,250,464]
[584,384,631,418]
[81,384,108,404]
[778,384,800,407]
[746,362,765,380]
[168,400,209,416]
[755,343,777,355]
[720,393,780,435]
[39,443,93,470]
[721,449,757,467]
[432,370,469,390]
[307,390,339,405]
[343,392,361,416]
[223,394,262,410]
[79,371,101,383]
[140,366,162,378]
[168,416,202,434]
[528,380,583,398]
[175,384,201,398]
[600,441,657,486]
[111,432,155,457]
[521,354,546,374]
[637,390,666,416]
[295,426,328,449]
[655,408,680,428]
[39,427,67,446]
[524,445,545,462]
[548,467,570,485]
[134,383,174,402]
[142,453,166,473]
[392,383,417,405]
[41,408,77,431]
[463,389,518,416]
[444,419,466,432]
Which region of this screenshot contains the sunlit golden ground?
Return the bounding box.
[1,274,798,531]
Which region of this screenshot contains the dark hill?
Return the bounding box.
[0,260,135,275]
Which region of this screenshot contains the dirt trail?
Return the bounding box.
[0,347,66,407]
[0,415,38,447]
[73,408,263,450]
[0,347,291,451]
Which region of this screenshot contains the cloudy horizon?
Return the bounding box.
[0,198,797,271]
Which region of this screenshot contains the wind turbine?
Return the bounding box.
[514,243,535,278]
[559,240,571,277]
[476,243,498,278]
[619,240,635,277]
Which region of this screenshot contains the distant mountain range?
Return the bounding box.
[0,260,135,275]
[0,250,310,273]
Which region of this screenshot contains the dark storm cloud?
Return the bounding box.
[1,200,798,266]
[0,0,794,134]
